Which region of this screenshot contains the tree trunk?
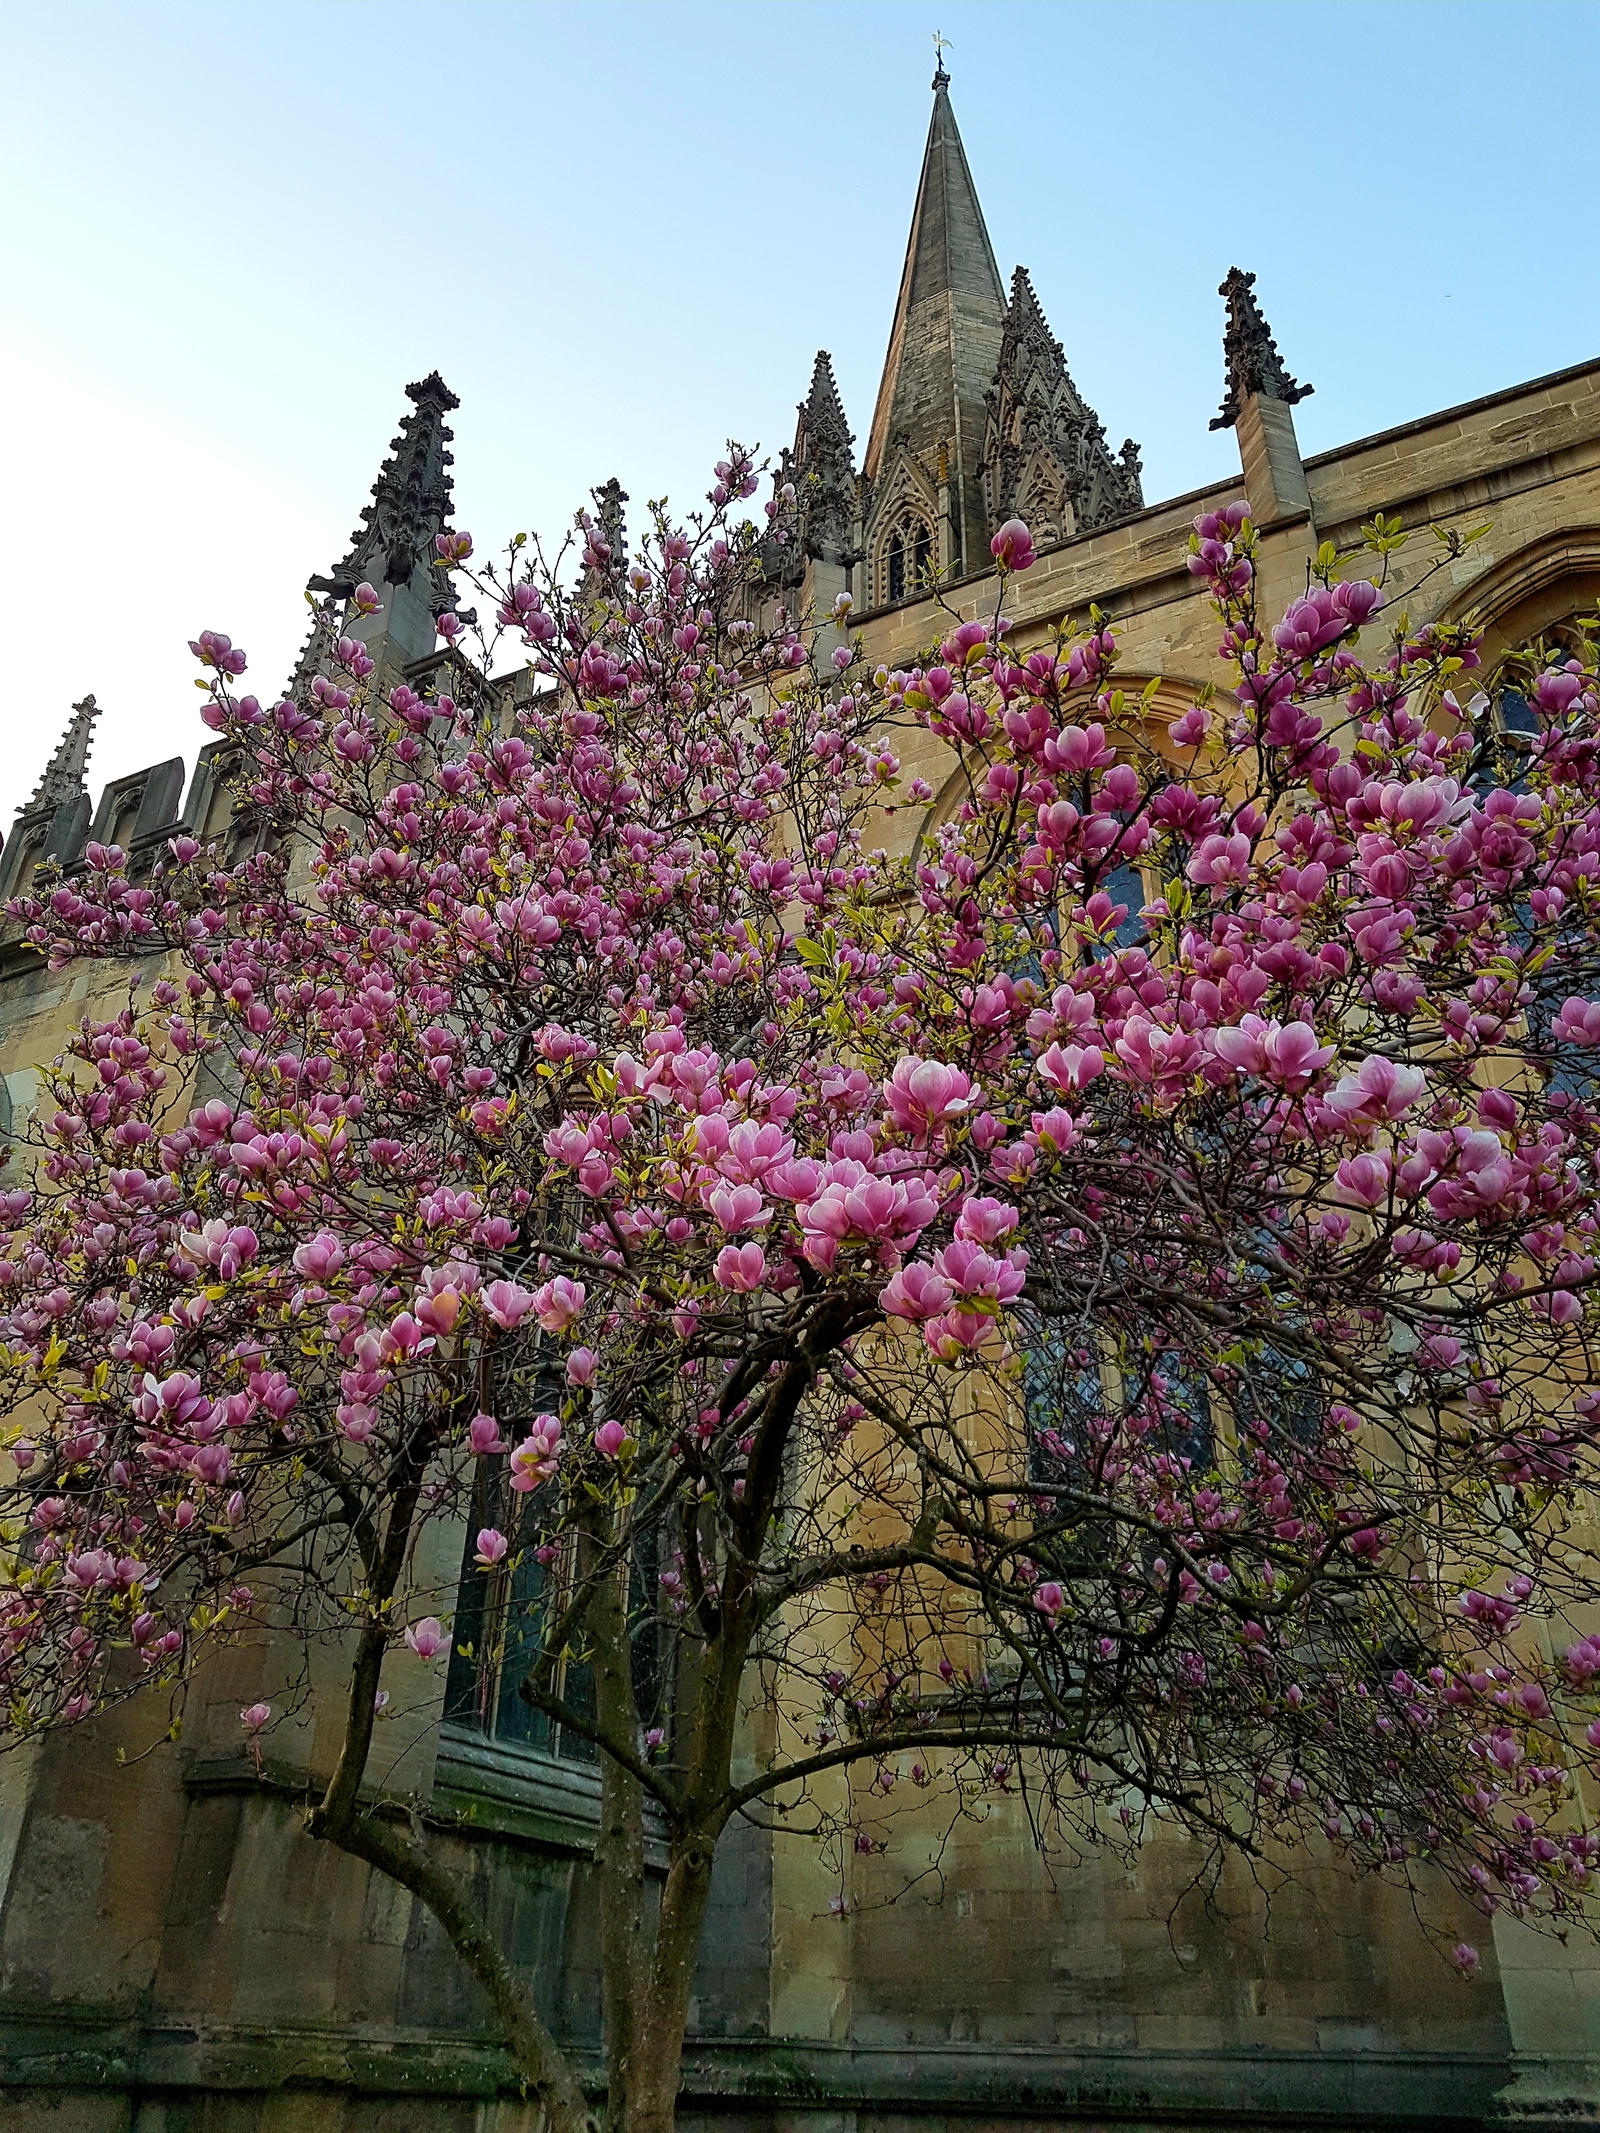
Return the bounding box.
[306,1438,597,2133]
[623,1834,719,2133]
[582,1514,649,2115]
[322,1807,598,2133]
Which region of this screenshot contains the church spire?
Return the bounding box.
[1210,268,1312,432]
[297,372,463,686]
[863,64,1006,584]
[0,695,100,895]
[794,351,857,564]
[332,370,461,592]
[28,695,100,811]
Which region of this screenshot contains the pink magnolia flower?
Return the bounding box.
[714,1242,767,1293]
[882,1057,976,1140]
[175,1218,259,1282]
[709,1183,770,1234]
[955,1196,1019,1245]
[799,1166,940,1266]
[990,519,1036,573]
[474,1528,509,1570]
[1327,1054,1428,1126]
[923,1309,991,1359]
[336,1402,377,1443]
[1334,1151,1392,1209]
[1536,1290,1584,1326]
[566,1347,599,1386]
[1553,998,1600,1046]
[189,629,247,676]
[1113,1018,1205,1097]
[481,1280,536,1331]
[240,1701,271,1732]
[531,1276,586,1335]
[292,1231,345,1282]
[593,1419,629,1460]
[931,1236,1028,1307]
[1169,704,1213,748]
[1187,831,1254,889]
[1034,1582,1065,1618]
[1036,1042,1104,1096]
[383,1312,433,1360]
[1272,589,1353,660]
[509,1417,563,1491]
[1452,1944,1480,1974]
[879,1263,954,1321]
[133,1368,212,1432]
[405,1617,448,1662]
[1213,1016,1335,1093]
[718,1119,796,1183]
[413,1278,466,1338]
[468,1412,506,1455]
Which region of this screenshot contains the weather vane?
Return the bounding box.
[932,28,951,78]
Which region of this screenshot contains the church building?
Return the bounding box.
[4,65,1600,2133]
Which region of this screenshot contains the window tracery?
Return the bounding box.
[880,511,934,605]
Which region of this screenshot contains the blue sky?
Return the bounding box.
[4,0,1597,821]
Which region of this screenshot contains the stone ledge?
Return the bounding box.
[0,2018,1511,2126]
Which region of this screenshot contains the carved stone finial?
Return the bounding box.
[980,265,1143,544]
[792,352,857,563]
[593,477,629,563]
[1211,268,1312,432]
[29,695,100,810]
[325,371,462,602]
[577,477,630,603]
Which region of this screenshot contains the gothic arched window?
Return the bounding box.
[880,511,934,605]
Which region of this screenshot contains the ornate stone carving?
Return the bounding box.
[980,267,1143,543]
[28,695,99,811]
[577,478,629,603]
[308,371,462,614]
[1210,267,1312,432]
[290,373,464,697]
[0,696,100,898]
[793,352,857,564]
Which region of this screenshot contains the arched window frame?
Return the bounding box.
[878,508,935,606]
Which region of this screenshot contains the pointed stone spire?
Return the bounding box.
[578,478,629,604]
[862,65,1006,586]
[1210,268,1312,432]
[594,477,628,566]
[793,351,857,564]
[1209,268,1314,530]
[0,696,100,896]
[332,370,461,590]
[28,695,100,810]
[298,372,463,686]
[981,266,1142,547]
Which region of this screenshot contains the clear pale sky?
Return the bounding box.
[3,0,1597,825]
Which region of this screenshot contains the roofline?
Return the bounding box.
[848,354,1600,627]
[1301,354,1600,471]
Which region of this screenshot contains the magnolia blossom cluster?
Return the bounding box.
[3,475,1600,1950]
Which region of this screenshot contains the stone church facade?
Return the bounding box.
[5,66,1600,2133]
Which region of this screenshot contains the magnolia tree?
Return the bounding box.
[5,461,1600,2133]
